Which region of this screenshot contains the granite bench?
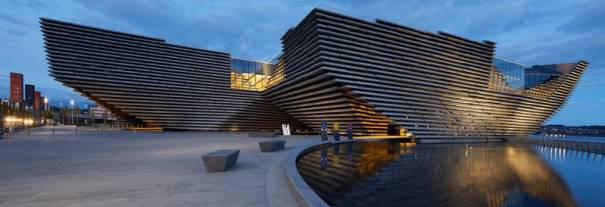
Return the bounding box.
[248,132,278,138]
[258,140,286,152]
[201,150,240,172]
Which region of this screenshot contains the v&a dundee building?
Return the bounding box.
[40,8,588,139]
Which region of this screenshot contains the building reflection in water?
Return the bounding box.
[347,142,353,161]
[297,141,576,207]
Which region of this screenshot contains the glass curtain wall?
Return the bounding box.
[230,58,274,91]
[493,57,526,90]
[525,65,562,89]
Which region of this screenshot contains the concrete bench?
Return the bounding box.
[248,132,278,137]
[201,150,240,172]
[258,140,286,152]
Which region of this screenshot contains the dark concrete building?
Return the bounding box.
[40,8,588,138]
[24,84,35,108]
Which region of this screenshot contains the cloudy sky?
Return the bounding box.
[0,0,603,125]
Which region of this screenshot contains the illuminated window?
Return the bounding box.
[230,59,274,91]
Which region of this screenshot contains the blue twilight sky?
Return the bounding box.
[0,0,603,125]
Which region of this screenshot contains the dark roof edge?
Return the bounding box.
[40,17,166,42]
[310,7,497,48]
[39,17,231,56]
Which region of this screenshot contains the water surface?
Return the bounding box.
[297,140,604,206]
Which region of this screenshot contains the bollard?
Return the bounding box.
[320,121,328,141]
[333,130,340,142]
[333,121,340,142]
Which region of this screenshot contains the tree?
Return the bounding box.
[60,107,69,124]
[74,107,81,115]
[0,101,9,116]
[74,107,81,125]
[44,110,54,120]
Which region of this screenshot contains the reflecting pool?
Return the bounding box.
[296,140,605,207]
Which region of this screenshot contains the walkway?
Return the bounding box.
[0,126,318,207]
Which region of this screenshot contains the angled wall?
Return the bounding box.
[41,18,305,131]
[40,8,588,138]
[265,9,588,138]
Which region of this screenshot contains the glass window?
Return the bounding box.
[493,57,526,90]
[230,58,276,91]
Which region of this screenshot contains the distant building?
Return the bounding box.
[40,96,46,111]
[540,125,605,136]
[25,84,35,108]
[90,106,115,120]
[34,91,41,123]
[9,72,23,103]
[34,92,40,111]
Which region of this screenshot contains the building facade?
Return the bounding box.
[24,84,35,108]
[89,105,116,120]
[9,72,23,104]
[40,8,588,138]
[34,91,41,123]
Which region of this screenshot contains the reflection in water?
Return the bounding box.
[347,142,353,161]
[533,145,605,164]
[533,145,605,207]
[297,141,577,207]
[503,145,576,207]
[320,147,328,170]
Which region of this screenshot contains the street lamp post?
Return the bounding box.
[31,105,34,127]
[59,102,63,124]
[43,98,48,125]
[84,104,88,127]
[76,105,79,126]
[70,99,74,125]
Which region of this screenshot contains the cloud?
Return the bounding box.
[5,0,49,9]
[3,28,25,37]
[557,2,605,33]
[69,0,312,60]
[0,14,24,24]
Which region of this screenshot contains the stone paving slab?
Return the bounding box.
[265,159,299,207]
[0,127,317,207]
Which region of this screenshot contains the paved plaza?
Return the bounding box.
[0,126,318,207]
